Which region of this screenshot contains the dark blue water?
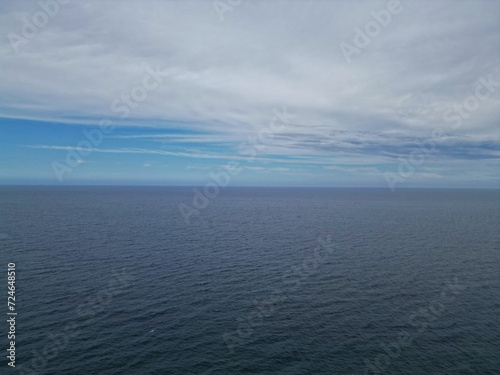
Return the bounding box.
[0,187,498,374]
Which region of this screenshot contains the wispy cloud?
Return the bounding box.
[1,0,499,138]
[2,0,499,186]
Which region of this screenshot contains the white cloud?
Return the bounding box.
[3,0,500,186]
[270,167,290,172]
[245,166,265,171]
[1,0,499,139]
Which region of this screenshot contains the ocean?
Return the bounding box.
[0,187,498,374]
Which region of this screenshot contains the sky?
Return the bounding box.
[0,0,499,187]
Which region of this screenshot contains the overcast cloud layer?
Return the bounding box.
[1,0,499,187]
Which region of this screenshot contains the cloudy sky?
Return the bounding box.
[1,0,499,187]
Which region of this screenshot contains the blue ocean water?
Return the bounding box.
[0,187,498,374]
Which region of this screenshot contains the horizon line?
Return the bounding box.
[0,184,498,190]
